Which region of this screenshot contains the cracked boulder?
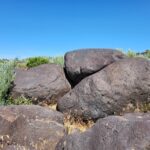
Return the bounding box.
[64,48,126,85]
[0,105,65,150]
[56,113,150,150]
[58,58,150,120]
[11,64,71,105]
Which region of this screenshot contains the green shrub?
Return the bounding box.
[49,56,64,66]
[14,58,27,69]
[144,50,150,59]
[26,56,49,68]
[127,50,137,58]
[15,62,27,69]
[14,56,64,69]
[7,96,32,105]
[0,61,15,105]
[0,59,9,63]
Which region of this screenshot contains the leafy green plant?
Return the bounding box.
[7,96,32,105]
[0,59,9,63]
[13,56,64,69]
[49,56,64,66]
[14,58,27,69]
[127,50,137,58]
[0,61,15,105]
[144,50,150,58]
[26,56,49,68]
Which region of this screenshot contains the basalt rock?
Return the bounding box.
[64,48,126,85]
[11,64,71,105]
[58,58,150,120]
[0,105,65,150]
[56,113,150,150]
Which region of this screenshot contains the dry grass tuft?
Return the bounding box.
[48,101,150,135]
[64,114,94,134]
[48,103,57,110]
[48,103,94,134]
[119,101,150,116]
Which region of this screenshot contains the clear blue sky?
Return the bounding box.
[0,0,150,58]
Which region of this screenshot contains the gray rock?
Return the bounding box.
[56,113,150,150]
[58,58,150,120]
[11,64,71,105]
[64,48,126,85]
[0,105,65,150]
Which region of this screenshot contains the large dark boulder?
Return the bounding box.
[11,64,71,105]
[57,58,150,120]
[56,113,150,150]
[0,105,65,150]
[64,48,126,85]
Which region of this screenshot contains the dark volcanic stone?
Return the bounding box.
[64,48,126,85]
[58,58,150,120]
[56,113,150,150]
[0,105,65,150]
[11,64,71,105]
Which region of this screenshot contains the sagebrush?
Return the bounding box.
[26,56,49,68]
[7,96,32,105]
[15,56,64,68]
[0,61,15,105]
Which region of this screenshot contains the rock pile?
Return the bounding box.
[5,48,150,150]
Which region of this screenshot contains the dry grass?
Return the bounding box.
[118,101,150,116]
[48,103,94,134]
[48,101,150,135]
[64,114,94,134]
[48,103,57,110]
[125,101,150,112]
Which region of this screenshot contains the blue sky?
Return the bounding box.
[0,0,150,58]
